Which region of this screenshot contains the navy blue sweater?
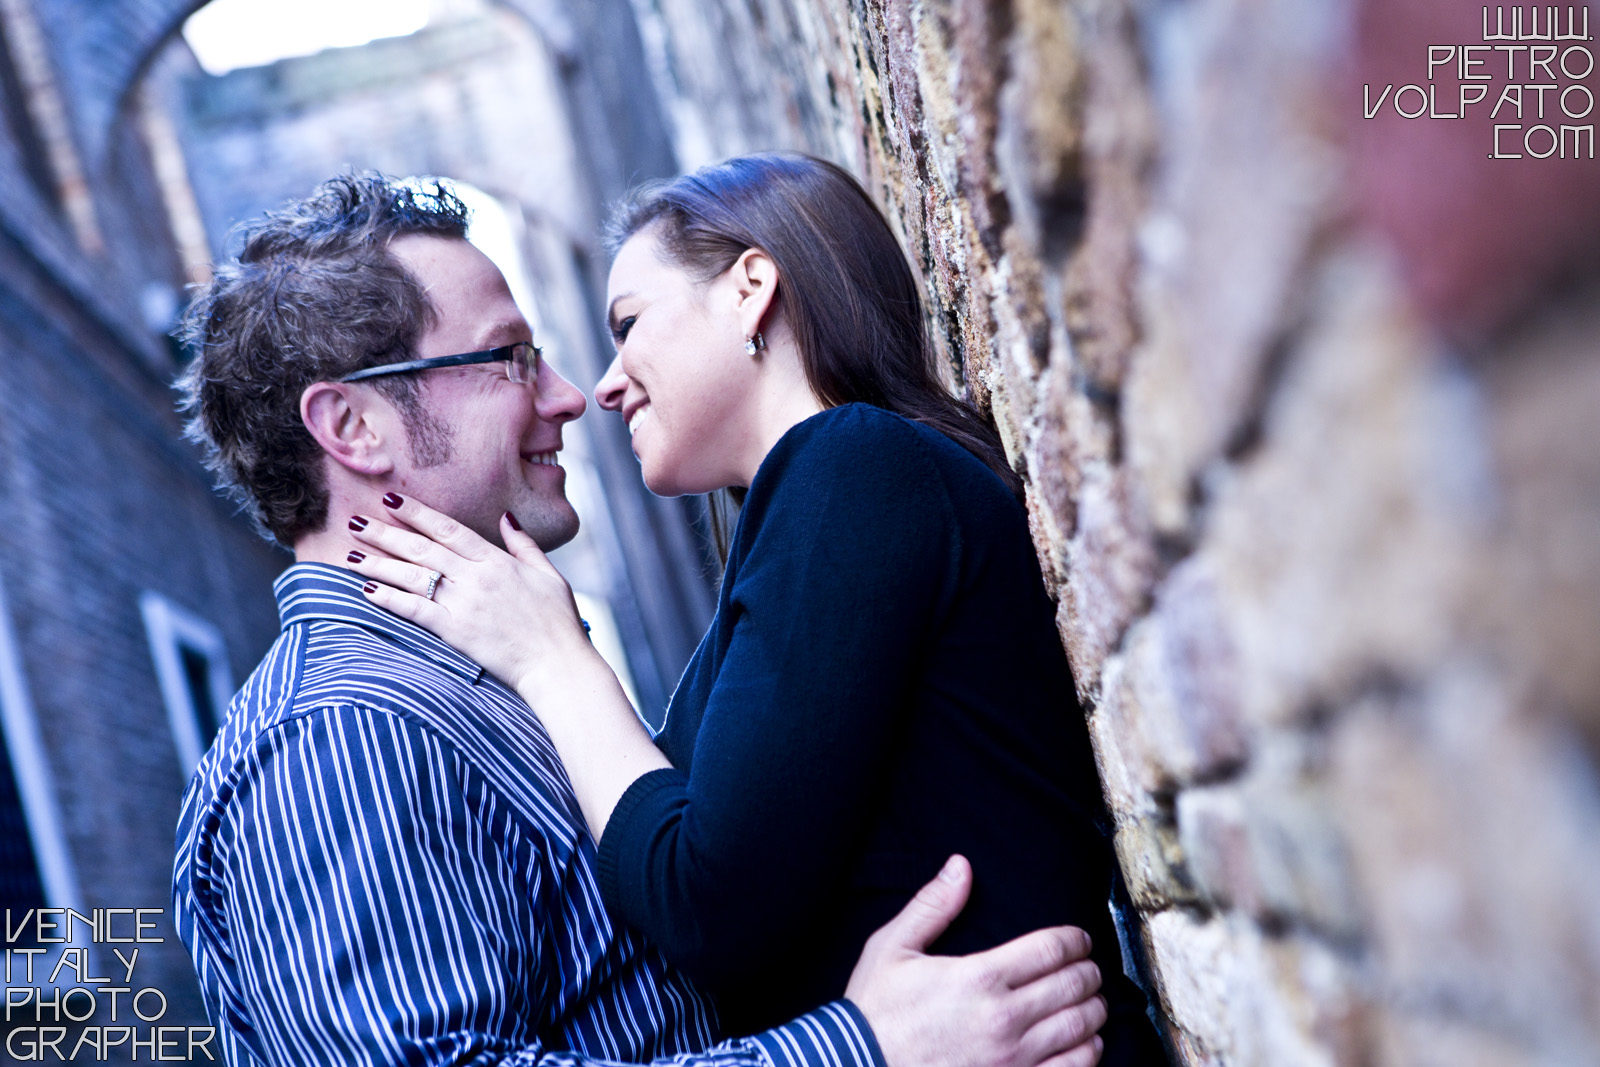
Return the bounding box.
[598,404,1162,1061]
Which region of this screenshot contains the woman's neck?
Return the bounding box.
[738,350,825,487]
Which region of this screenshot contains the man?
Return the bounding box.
[173,174,1108,1067]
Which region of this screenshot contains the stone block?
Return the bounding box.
[1204,249,1477,729]
[986,230,1054,425]
[1059,0,1155,391]
[1475,288,1600,758]
[1175,786,1258,916]
[994,0,1086,264]
[1123,289,1204,536]
[1058,461,1158,695]
[1120,0,1344,505]
[1177,776,1362,940]
[1328,672,1600,1059]
[1030,351,1113,565]
[1119,555,1248,790]
[1086,654,1155,819]
[1144,910,1357,1067]
[1368,1013,1534,1067]
[1111,814,1196,913]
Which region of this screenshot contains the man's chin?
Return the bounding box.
[518,506,580,553]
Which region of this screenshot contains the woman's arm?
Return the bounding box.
[596,411,961,985]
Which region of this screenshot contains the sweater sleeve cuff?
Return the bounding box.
[595,766,691,911]
[747,1001,886,1067]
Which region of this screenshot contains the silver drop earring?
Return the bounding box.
[745,332,766,357]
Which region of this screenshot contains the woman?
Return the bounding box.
[352,153,1164,1062]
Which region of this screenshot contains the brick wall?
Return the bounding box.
[0,185,286,1036]
[627,0,1600,1062]
[0,0,290,1036]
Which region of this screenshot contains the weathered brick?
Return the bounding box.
[1204,251,1477,729]
[1329,674,1600,1057]
[1120,556,1248,790]
[1058,461,1158,696]
[1085,654,1155,819]
[1145,910,1359,1067]
[1177,776,1362,939]
[1111,815,1196,913]
[1475,287,1600,756]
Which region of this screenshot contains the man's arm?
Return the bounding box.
[548,855,1109,1067]
[196,702,888,1067]
[195,703,1101,1067]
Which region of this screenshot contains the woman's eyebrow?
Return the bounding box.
[606,293,636,331]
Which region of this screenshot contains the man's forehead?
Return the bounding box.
[388,235,528,340]
[387,232,473,277]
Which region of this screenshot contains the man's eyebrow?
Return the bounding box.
[479,319,530,346]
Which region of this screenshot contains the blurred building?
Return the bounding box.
[0,0,714,1044]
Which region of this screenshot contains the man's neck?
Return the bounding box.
[295,477,408,567]
[293,511,403,568]
[293,532,351,568]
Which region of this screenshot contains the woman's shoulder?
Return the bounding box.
[765,402,978,478]
[746,403,1017,534]
[741,405,956,533]
[787,401,925,449]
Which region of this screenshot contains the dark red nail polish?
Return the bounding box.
[362,582,378,594]
[504,510,522,531]
[347,550,365,564]
[382,492,403,509]
[349,515,368,532]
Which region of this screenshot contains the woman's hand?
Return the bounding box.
[344,493,596,702]
[345,492,670,838]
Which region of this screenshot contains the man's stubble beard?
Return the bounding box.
[402,409,580,552]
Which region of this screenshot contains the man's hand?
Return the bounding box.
[845,855,1106,1067]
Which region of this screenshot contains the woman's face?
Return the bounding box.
[597,229,765,496]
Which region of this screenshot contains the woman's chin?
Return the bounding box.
[640,462,717,499]
[640,463,686,498]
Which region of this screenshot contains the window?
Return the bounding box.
[0,572,80,922]
[139,593,235,776]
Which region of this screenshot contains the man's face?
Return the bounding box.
[381,235,586,550]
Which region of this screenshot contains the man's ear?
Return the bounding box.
[730,247,780,340]
[300,381,399,477]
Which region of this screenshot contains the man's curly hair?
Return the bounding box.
[178,174,470,546]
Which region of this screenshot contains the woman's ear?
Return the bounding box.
[730,247,780,340]
[300,381,399,477]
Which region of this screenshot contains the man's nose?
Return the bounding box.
[536,364,587,423]
[595,354,628,412]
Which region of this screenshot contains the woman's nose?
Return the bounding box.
[595,354,629,412]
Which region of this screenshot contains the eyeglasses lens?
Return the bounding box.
[510,342,540,386]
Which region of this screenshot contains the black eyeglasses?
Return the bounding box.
[338,341,541,386]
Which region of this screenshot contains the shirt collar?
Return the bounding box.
[274,562,486,684]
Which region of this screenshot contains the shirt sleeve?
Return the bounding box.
[542,1002,884,1067]
[598,410,959,990]
[207,702,885,1067]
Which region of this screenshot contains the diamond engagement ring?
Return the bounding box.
[423,570,443,600]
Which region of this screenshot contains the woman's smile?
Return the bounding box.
[626,402,649,437]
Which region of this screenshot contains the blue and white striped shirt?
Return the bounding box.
[174,563,883,1067]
